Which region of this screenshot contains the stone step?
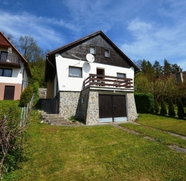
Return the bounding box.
[41,113,84,126]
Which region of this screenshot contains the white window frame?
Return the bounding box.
[69,66,82,78]
[104,49,110,57]
[117,73,126,78]
[90,47,96,54]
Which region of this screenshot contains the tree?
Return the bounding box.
[153,60,163,78]
[160,99,167,116]
[168,99,176,117]
[19,36,42,62]
[163,59,172,75]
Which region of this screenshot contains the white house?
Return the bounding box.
[44,31,140,125]
[0,32,31,100]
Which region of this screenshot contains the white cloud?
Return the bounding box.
[0,10,76,50]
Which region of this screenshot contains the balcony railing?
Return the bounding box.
[0,55,20,67]
[83,74,133,89]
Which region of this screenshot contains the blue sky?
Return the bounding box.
[0,0,186,70]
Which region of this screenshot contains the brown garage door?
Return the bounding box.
[99,94,126,122]
[4,86,15,100]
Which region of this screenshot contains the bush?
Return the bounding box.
[168,99,176,117]
[32,82,39,105]
[154,99,160,114]
[177,98,185,119]
[135,93,154,113]
[0,103,24,177]
[19,86,33,107]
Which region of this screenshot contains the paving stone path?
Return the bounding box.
[112,124,186,154]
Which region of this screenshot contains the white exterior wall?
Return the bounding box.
[55,54,134,92]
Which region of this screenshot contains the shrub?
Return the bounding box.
[135,93,154,113]
[168,99,176,117]
[32,82,39,105]
[0,103,24,177]
[177,98,185,119]
[160,99,167,116]
[19,86,33,107]
[154,99,160,114]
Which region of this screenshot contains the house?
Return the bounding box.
[0,32,31,100]
[44,30,140,125]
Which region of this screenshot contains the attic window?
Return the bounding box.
[69,66,82,77]
[105,50,110,57]
[90,47,96,54]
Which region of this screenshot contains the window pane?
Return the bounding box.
[105,50,110,57]
[69,67,82,77]
[1,51,8,62]
[4,69,12,77]
[117,73,126,78]
[0,69,3,76]
[90,47,95,54]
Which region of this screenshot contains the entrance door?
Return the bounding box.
[97,68,104,86]
[99,94,127,122]
[4,86,15,100]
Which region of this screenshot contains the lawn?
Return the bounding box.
[137,114,186,136]
[3,112,186,181]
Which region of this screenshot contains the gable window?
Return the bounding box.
[0,68,12,77]
[0,51,8,62]
[69,66,82,77]
[117,73,126,79]
[90,47,96,54]
[105,50,110,57]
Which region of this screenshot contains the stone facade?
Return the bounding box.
[51,90,138,125]
[126,93,138,121]
[59,91,80,119]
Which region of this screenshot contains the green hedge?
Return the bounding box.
[135,93,154,113]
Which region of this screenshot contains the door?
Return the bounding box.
[99,94,127,122]
[4,86,15,100]
[97,68,104,86]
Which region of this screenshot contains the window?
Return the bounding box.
[105,50,110,57]
[117,73,126,78]
[0,51,8,62]
[0,68,12,77]
[90,47,96,54]
[69,67,82,77]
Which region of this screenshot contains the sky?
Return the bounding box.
[0,0,186,70]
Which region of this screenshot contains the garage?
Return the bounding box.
[99,94,127,122]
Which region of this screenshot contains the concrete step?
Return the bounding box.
[41,113,83,126]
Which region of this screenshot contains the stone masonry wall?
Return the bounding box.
[126,93,138,121]
[59,91,80,119]
[86,91,99,125]
[75,88,89,123]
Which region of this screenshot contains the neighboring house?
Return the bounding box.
[0,32,31,100]
[44,30,140,125]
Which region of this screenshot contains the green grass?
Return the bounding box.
[137,114,186,136]
[3,111,186,181]
[120,123,186,149]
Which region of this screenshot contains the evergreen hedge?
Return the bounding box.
[135,93,154,113]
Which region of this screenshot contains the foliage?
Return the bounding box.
[29,58,46,87]
[18,36,42,62]
[19,86,33,107]
[135,93,154,113]
[32,82,39,105]
[154,99,160,114]
[176,98,185,119]
[168,99,176,117]
[0,102,24,178]
[160,99,167,116]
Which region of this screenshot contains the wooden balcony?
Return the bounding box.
[83,74,133,90]
[0,54,21,68]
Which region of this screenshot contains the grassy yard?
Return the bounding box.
[137,114,186,136]
[3,112,186,181]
